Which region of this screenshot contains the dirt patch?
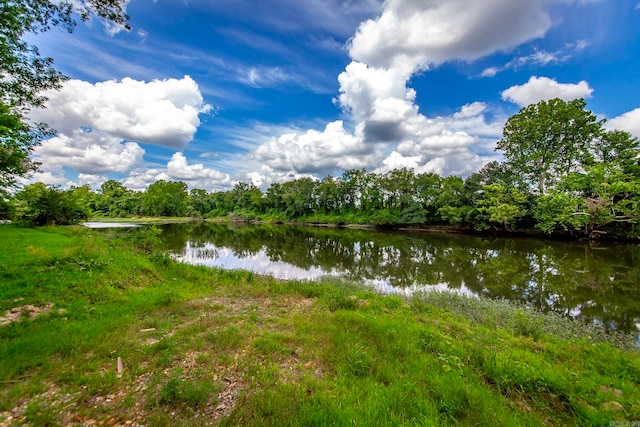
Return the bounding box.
[0,302,63,326]
[211,372,244,424]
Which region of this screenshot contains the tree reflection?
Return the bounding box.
[160,223,640,333]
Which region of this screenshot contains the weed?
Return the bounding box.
[344,343,371,378]
[157,374,216,408]
[325,291,358,311]
[254,332,294,357]
[207,325,242,351]
[24,401,60,426]
[513,309,543,340]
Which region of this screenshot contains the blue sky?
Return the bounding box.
[26,0,640,191]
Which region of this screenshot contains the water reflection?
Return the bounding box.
[160,222,640,334]
[83,222,140,229]
[174,242,340,280]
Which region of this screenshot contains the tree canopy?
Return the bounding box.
[0,0,128,192]
[496,98,605,195]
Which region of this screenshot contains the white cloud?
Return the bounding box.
[337,61,415,121]
[167,152,231,183]
[199,152,219,159]
[77,174,109,189]
[605,108,640,139]
[123,153,232,191]
[374,103,502,176]
[245,102,502,185]
[244,166,317,189]
[33,130,145,175]
[238,67,293,88]
[250,121,378,176]
[376,149,488,177]
[348,0,554,70]
[501,76,593,106]
[480,41,590,77]
[30,76,211,150]
[27,171,69,187]
[479,67,499,78]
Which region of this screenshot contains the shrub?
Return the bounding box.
[13,183,88,226]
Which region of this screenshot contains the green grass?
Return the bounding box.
[0,224,638,426]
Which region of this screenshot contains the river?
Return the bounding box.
[157,222,640,335]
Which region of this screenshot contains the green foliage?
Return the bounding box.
[497,98,603,195]
[144,180,189,217]
[0,102,43,191]
[368,208,400,225]
[12,182,88,226]
[533,192,581,233]
[121,225,162,253]
[94,179,142,217]
[476,183,529,231]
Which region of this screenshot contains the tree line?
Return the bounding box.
[3,98,639,238]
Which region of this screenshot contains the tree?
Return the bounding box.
[591,129,640,176]
[437,176,468,226]
[476,183,529,231]
[280,178,317,219]
[0,0,128,191]
[0,102,43,191]
[315,176,339,215]
[188,188,212,217]
[497,98,603,195]
[143,180,189,217]
[13,182,88,226]
[95,179,132,216]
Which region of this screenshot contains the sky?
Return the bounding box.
[25,0,640,192]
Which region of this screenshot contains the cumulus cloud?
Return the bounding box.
[606,108,640,139]
[250,121,378,176]
[246,102,502,185]
[28,76,213,184]
[348,0,553,70]
[77,174,109,189]
[123,153,232,191]
[33,130,145,175]
[26,171,70,187]
[501,76,593,106]
[374,103,502,176]
[30,76,211,150]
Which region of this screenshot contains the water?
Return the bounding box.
[159,222,640,335]
[83,222,140,229]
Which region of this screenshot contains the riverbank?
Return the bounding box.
[1,225,638,425]
[89,216,198,224]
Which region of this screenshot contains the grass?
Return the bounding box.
[0,224,639,426]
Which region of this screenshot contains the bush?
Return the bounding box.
[13,183,88,226]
